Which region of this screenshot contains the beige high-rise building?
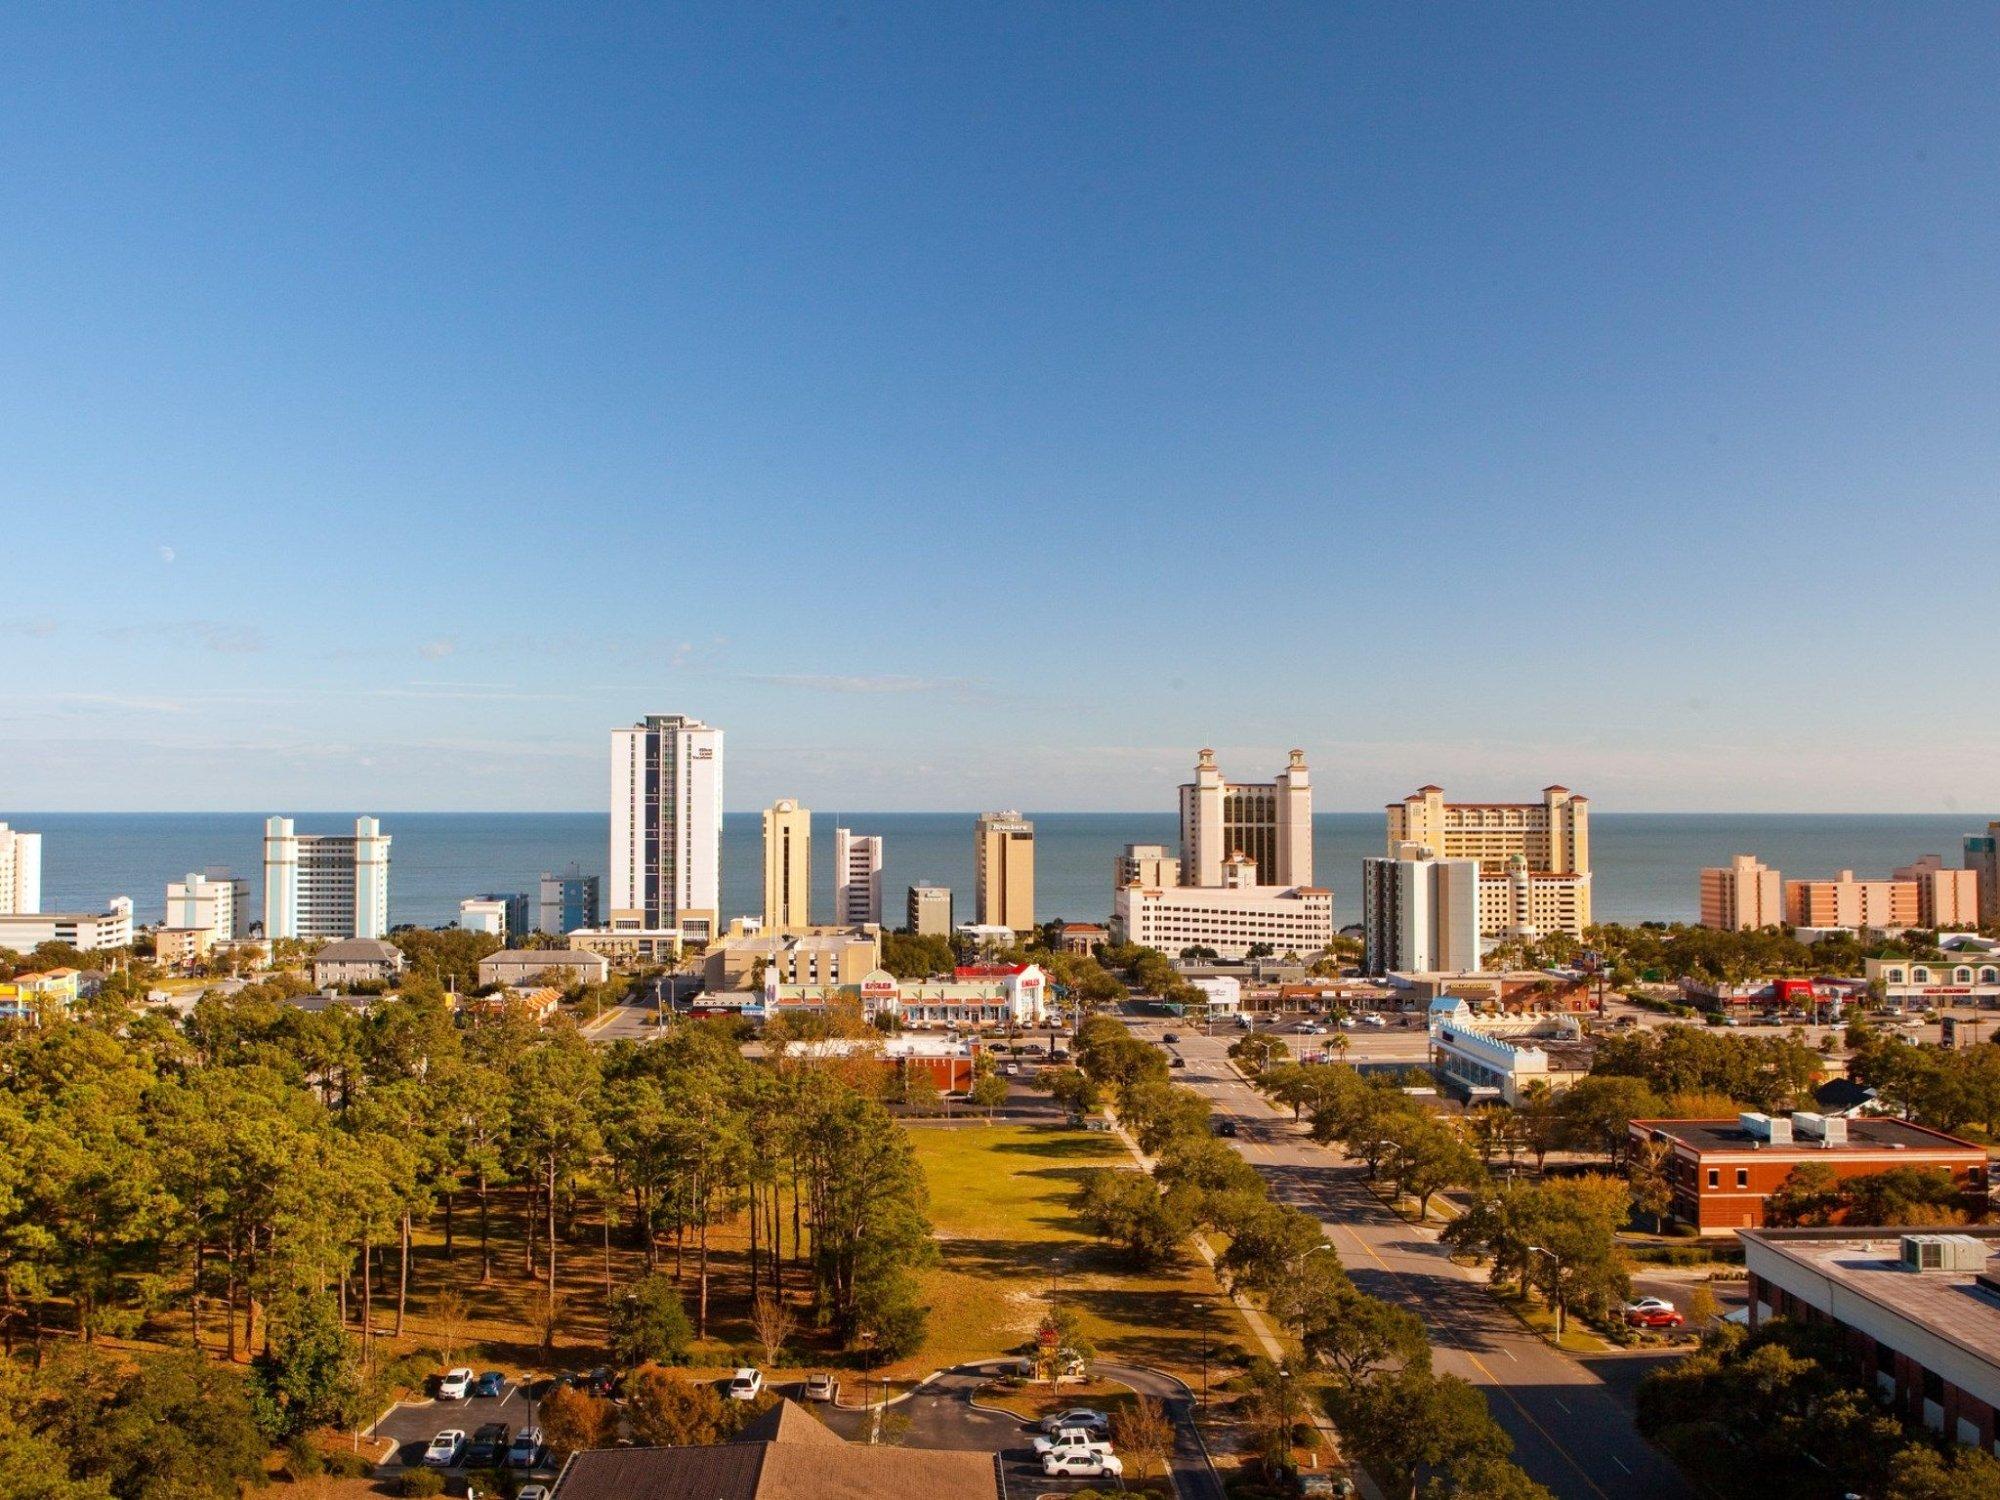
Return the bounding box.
[1179,749,1312,888]
[1117,843,1181,891]
[1893,855,1980,929]
[1784,871,1918,931]
[1699,855,1783,931]
[761,799,811,932]
[1386,785,1591,938]
[975,812,1035,934]
[907,884,953,938]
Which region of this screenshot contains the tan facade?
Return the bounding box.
[1700,854,1784,931]
[1117,843,1181,890]
[906,884,953,937]
[1894,856,1981,929]
[975,812,1035,933]
[705,926,882,993]
[762,798,811,932]
[153,926,219,968]
[1179,749,1312,888]
[1388,785,1591,936]
[1785,870,1919,930]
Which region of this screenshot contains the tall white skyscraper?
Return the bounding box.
[166,869,250,940]
[1362,842,1481,976]
[610,714,723,942]
[1179,748,1312,888]
[0,824,42,916]
[835,828,884,926]
[263,816,391,940]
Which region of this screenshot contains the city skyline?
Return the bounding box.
[5,8,2000,813]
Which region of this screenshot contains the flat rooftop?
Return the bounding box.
[1635,1116,1983,1156]
[1744,1227,2000,1365]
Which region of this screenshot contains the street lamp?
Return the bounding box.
[1277,1364,1294,1475]
[1195,1300,1211,1409]
[1527,1245,1564,1344]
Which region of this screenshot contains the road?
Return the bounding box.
[1134,1017,1696,1500]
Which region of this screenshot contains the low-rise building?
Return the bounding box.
[460,986,564,1025]
[1385,968,1592,1012]
[1190,975,1241,1014]
[459,893,529,938]
[310,938,405,989]
[1866,948,2000,1010]
[0,969,80,1024]
[478,949,611,988]
[1428,1009,1594,1105]
[764,963,1049,1029]
[1741,1227,2000,1451]
[1114,869,1334,961]
[0,897,134,954]
[565,916,683,965]
[1630,1113,1988,1235]
[1056,922,1108,955]
[756,1034,982,1094]
[153,926,220,968]
[705,927,881,994]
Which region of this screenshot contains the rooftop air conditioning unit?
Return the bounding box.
[1792,1111,1846,1145]
[1902,1234,1987,1273]
[1739,1111,1793,1144]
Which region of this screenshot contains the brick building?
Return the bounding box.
[1742,1228,2000,1452]
[1631,1112,1988,1235]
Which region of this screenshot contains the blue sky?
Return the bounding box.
[4,4,1998,813]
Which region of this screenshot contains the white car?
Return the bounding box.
[436,1366,474,1400]
[1626,1297,1677,1317]
[1035,1427,1114,1457]
[1361,1014,1388,1027]
[423,1430,465,1467]
[507,1426,544,1469]
[728,1367,763,1401]
[1044,1449,1124,1478]
[517,1488,552,1500]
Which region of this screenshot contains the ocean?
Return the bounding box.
[6,811,1993,934]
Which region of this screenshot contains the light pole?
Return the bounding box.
[1527,1245,1564,1344]
[1195,1300,1211,1409]
[1277,1364,1294,1476]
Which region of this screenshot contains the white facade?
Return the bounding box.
[165,869,248,941]
[834,828,884,926]
[0,824,42,916]
[0,897,133,953]
[1429,1013,1590,1106]
[1178,748,1312,888]
[1190,975,1241,1013]
[610,714,722,939]
[459,897,511,937]
[262,816,391,941]
[1362,843,1481,976]
[1113,881,1333,960]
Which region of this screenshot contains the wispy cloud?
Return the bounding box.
[418,637,459,661]
[746,673,989,697]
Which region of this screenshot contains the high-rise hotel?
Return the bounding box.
[1386,784,1591,939]
[1179,748,1312,888]
[263,816,391,940]
[610,714,723,945]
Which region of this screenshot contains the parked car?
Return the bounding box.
[466,1422,512,1466]
[804,1372,838,1402]
[1162,1032,1181,1043]
[1170,1056,1187,1068]
[1213,1119,1238,1137]
[1038,1407,1111,1436]
[1036,1426,1114,1457]
[1361,1014,1387,1028]
[517,1489,551,1500]
[728,1367,764,1401]
[582,1366,616,1398]
[472,1370,506,1399]
[1624,1297,1685,1328]
[436,1367,474,1400]
[1234,1013,1254,1028]
[1000,1062,1018,1076]
[423,1430,465,1467]
[507,1427,544,1469]
[1044,1449,1124,1478]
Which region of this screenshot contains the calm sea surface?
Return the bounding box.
[6,811,1993,933]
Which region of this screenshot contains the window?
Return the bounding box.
[1708,1168,1720,1188]
[1736,1168,1749,1188]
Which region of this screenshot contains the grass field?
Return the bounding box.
[901,1121,1254,1383]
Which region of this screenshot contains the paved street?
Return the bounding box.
[1135,1018,1697,1500]
[369,1372,556,1477]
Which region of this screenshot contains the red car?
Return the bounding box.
[1624,1298,1685,1329]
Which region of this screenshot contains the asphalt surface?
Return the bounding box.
[370,1372,557,1476]
[1136,1018,1697,1500]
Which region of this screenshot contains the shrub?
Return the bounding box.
[399,1471,446,1498]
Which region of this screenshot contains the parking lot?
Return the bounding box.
[369,1373,555,1478]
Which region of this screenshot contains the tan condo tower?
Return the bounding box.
[762,799,811,932]
[975,812,1035,934]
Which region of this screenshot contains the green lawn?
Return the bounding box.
[900,1121,1252,1383]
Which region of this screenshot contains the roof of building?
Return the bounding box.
[1632,1116,1983,1157]
[312,939,401,963]
[550,1397,998,1500]
[482,948,605,966]
[1814,1078,1880,1113]
[1741,1226,2000,1369]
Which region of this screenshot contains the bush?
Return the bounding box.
[282,1436,322,1479]
[323,1451,374,1478]
[399,1471,446,1498]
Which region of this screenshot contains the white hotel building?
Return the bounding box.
[1115,856,1333,959]
[1362,843,1481,976]
[166,869,250,941]
[610,714,723,945]
[834,827,884,927]
[0,824,42,916]
[262,816,391,940]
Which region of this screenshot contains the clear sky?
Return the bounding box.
[4,4,1998,814]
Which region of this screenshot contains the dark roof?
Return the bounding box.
[551,1397,999,1500]
[1633,1116,1982,1156]
[1815,1078,1878,1112]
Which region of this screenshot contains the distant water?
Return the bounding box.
[7,811,1993,933]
